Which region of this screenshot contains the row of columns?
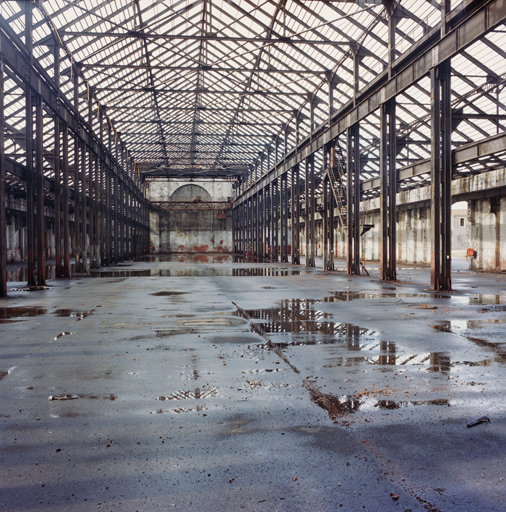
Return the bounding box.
[0,3,150,296]
[233,85,452,293]
[232,1,454,292]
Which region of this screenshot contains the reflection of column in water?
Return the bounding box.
[379,341,397,365]
[430,352,451,372]
[191,354,201,400]
[345,324,361,351]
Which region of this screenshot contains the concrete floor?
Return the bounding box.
[1,255,506,511]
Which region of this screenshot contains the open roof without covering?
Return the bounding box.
[1,0,505,196]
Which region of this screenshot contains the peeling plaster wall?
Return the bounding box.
[469,197,506,270]
[149,179,233,254]
[296,168,506,269]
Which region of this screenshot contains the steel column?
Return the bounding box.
[280,174,287,262]
[62,123,70,277]
[291,165,300,265]
[380,99,397,280]
[25,96,35,286]
[257,192,262,260]
[323,176,329,270]
[430,61,452,291]
[305,155,315,267]
[113,176,119,263]
[273,183,277,262]
[35,96,45,286]
[329,175,335,270]
[24,1,36,286]
[346,125,360,275]
[52,43,62,278]
[0,54,6,296]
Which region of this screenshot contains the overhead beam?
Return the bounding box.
[362,131,506,192]
[117,132,274,137]
[82,63,329,74]
[57,31,354,45]
[106,106,297,113]
[94,87,308,96]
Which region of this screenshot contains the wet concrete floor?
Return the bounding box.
[1,255,506,511]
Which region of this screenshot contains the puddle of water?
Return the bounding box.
[327,290,506,306]
[7,264,76,282]
[320,343,453,371]
[90,267,303,277]
[54,309,94,319]
[178,317,246,327]
[155,328,194,338]
[77,394,118,400]
[150,290,187,296]
[0,306,47,321]
[90,269,152,278]
[304,380,361,420]
[328,291,422,302]
[434,320,506,362]
[157,387,218,401]
[305,379,452,422]
[208,334,262,344]
[375,398,450,409]
[136,254,234,264]
[240,299,376,346]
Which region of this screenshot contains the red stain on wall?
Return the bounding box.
[193,244,209,253]
[194,254,209,263]
[178,245,185,251]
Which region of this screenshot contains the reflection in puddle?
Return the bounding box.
[150,290,187,296]
[243,299,376,346]
[136,254,234,264]
[54,309,94,319]
[305,379,452,421]
[157,387,218,401]
[328,291,506,307]
[375,399,450,409]
[0,306,47,321]
[322,343,452,371]
[90,267,303,278]
[304,379,360,420]
[7,264,75,282]
[427,352,452,372]
[434,320,506,363]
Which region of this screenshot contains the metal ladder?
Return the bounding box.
[326,143,374,236]
[326,143,348,232]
